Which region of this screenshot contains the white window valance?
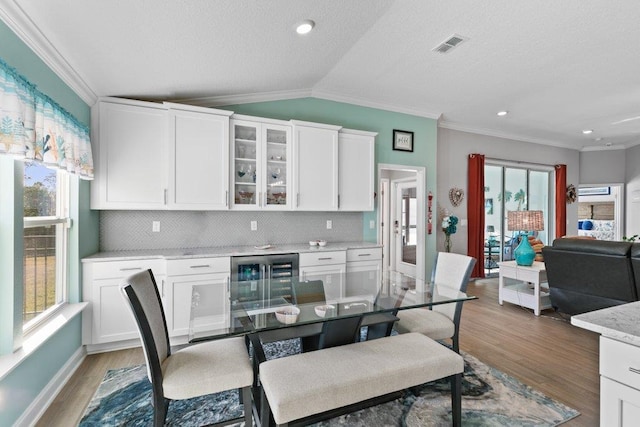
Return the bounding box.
[0,57,93,179]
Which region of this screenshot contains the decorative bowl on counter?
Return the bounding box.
[275,306,300,324]
[309,240,327,246]
[314,304,335,318]
[317,240,327,247]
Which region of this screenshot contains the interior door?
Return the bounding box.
[393,181,417,277]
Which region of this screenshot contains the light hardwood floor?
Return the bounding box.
[36,278,600,426]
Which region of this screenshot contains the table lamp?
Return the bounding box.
[486,225,495,239]
[507,210,544,266]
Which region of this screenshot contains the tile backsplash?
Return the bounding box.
[99,211,365,251]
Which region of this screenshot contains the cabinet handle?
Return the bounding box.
[259,192,262,207]
[629,367,640,375]
[164,189,168,205]
[119,267,143,271]
[318,257,333,260]
[297,193,300,207]
[190,265,211,269]
[338,194,340,209]
[161,280,165,298]
[226,276,230,293]
[225,190,229,206]
[358,253,371,257]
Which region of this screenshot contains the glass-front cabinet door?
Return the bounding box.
[231,118,291,210]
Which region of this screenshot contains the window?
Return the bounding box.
[484,162,552,276]
[23,161,69,330]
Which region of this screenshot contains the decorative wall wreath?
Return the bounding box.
[566,184,577,204]
[449,188,464,207]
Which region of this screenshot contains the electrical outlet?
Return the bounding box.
[152,221,160,232]
[369,220,375,229]
[251,220,258,231]
[326,220,332,229]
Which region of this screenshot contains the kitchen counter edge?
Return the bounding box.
[571,300,640,346]
[82,242,382,263]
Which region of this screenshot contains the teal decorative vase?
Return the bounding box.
[513,234,535,266]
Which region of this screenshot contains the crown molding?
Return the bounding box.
[311,89,442,120]
[438,119,586,151]
[174,88,313,107]
[0,0,97,105]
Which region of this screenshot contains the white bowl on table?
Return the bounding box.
[314,304,335,318]
[275,306,300,324]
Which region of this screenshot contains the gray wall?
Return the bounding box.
[625,144,640,237]
[437,128,580,253]
[99,211,363,251]
[580,149,626,185]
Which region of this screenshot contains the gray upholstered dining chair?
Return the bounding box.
[120,269,253,427]
[395,252,476,353]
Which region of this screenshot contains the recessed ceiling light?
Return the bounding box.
[497,111,508,117]
[582,129,593,135]
[296,20,315,35]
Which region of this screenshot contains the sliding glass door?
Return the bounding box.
[484,163,551,275]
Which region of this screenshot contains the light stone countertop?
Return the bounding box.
[571,301,640,346]
[82,241,382,262]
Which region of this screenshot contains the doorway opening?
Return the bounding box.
[576,184,624,241]
[378,164,426,280]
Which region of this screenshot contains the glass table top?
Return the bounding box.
[189,269,476,342]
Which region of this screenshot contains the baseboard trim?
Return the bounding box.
[14,346,86,427]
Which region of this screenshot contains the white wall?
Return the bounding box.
[437,128,580,253]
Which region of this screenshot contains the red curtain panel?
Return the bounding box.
[555,164,567,239]
[467,154,485,278]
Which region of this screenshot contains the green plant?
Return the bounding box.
[513,189,526,211]
[623,235,639,242]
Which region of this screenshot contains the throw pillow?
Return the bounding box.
[583,220,594,230]
[578,220,584,230]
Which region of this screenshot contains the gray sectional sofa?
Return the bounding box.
[542,238,640,315]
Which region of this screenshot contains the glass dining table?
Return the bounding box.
[188,269,477,344]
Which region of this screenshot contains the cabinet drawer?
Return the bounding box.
[601,336,640,390]
[299,251,346,266]
[167,257,230,276]
[347,247,382,262]
[89,259,165,279]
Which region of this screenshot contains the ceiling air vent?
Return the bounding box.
[432,34,468,54]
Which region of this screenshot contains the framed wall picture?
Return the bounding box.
[392,129,414,152]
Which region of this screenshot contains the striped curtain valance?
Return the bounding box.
[0,56,93,179]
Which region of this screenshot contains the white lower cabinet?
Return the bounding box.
[299,251,347,302]
[165,257,231,340]
[82,258,166,353]
[346,248,382,298]
[600,336,640,426]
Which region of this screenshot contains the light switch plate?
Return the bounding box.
[326,220,332,229]
[152,221,160,232]
[251,221,258,231]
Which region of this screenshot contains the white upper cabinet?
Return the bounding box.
[292,120,341,211]
[91,98,375,212]
[231,116,292,210]
[167,103,233,210]
[338,129,376,211]
[91,98,168,209]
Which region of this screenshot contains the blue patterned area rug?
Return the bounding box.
[80,340,579,426]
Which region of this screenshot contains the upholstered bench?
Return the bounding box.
[257,332,464,426]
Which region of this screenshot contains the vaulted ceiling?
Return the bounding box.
[2,0,639,151]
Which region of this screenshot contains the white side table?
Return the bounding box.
[498,261,552,316]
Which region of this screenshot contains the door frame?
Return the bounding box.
[377,163,426,280]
